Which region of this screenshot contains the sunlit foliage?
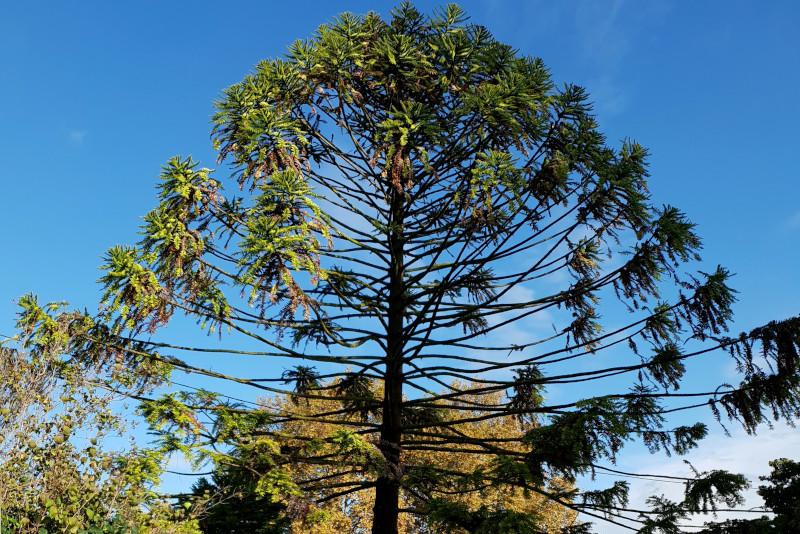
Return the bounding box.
[13,3,800,533]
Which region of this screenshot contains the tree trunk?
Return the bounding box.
[372,361,402,532]
[372,187,406,534]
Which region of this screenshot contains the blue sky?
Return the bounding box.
[2,1,799,530]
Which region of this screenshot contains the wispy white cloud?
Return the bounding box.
[786,210,800,229]
[68,130,86,145]
[571,0,671,117]
[585,75,629,115]
[574,0,628,62]
[584,421,800,533]
[569,0,631,116]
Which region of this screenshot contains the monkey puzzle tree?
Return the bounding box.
[17,3,800,533]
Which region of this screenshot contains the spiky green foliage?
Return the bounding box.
[16,3,800,533]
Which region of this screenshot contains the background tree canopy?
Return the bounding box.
[8,3,800,534]
[697,458,800,533]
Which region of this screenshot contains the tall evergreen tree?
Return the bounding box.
[183,470,290,534]
[17,4,800,533]
[697,458,800,533]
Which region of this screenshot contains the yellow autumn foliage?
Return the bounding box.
[256,380,579,533]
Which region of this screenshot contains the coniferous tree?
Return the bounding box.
[697,458,800,533]
[183,471,290,534]
[16,4,800,533]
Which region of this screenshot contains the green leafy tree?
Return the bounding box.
[18,3,800,533]
[757,458,800,530]
[0,297,200,534]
